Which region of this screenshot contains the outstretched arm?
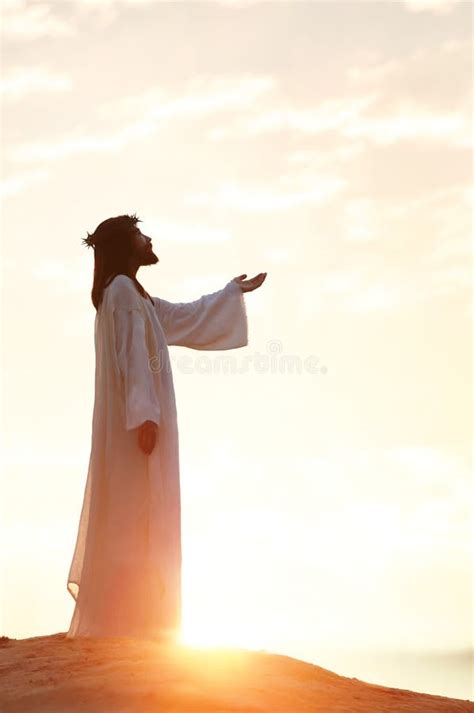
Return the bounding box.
[152,273,266,350]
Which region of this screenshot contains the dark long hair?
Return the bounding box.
[82,213,151,311]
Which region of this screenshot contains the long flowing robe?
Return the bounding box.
[66,274,248,639]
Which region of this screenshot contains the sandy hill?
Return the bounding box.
[0,633,472,712]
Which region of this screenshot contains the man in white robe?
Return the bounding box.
[66,220,267,641]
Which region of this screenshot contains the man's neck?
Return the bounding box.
[125,260,140,280]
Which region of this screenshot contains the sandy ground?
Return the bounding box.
[0,633,472,712]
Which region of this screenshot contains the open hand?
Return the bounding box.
[233,272,267,293]
[138,420,159,455]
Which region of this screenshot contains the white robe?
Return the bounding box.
[66,274,248,639]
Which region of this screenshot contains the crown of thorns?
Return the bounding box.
[81,233,98,249]
[81,213,142,250]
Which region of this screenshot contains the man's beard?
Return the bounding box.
[142,251,159,265]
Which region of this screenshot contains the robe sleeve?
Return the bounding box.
[113,307,161,431]
[152,278,248,350]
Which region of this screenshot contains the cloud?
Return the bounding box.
[1,0,259,39]
[186,176,346,213]
[342,109,469,147]
[9,118,158,162]
[1,0,149,38]
[0,168,52,199]
[210,96,470,148]
[0,0,465,45]
[402,0,464,13]
[1,0,74,39]
[345,39,472,147]
[0,66,72,101]
[8,75,276,163]
[213,0,289,5]
[287,142,365,168]
[208,41,471,149]
[121,75,275,121]
[208,94,379,140]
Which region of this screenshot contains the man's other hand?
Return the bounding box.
[138,420,159,455]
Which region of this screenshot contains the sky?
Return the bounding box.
[0,0,472,701]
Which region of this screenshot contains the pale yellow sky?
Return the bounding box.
[0,0,472,700]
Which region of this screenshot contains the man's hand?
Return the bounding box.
[138,420,159,455]
[233,272,267,293]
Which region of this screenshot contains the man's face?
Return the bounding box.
[131,227,159,266]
